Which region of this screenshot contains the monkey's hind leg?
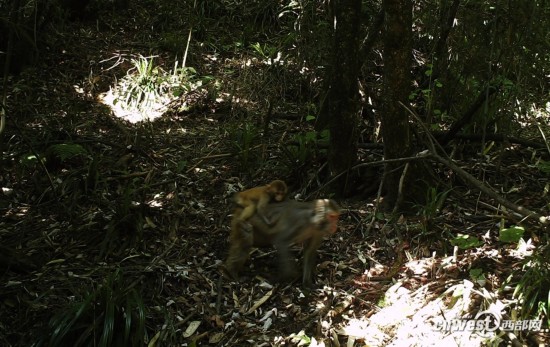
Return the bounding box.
[224,221,253,280]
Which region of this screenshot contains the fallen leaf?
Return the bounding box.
[209,332,224,343]
[183,321,201,338]
[245,289,274,315]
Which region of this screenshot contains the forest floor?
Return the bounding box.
[1,3,549,346]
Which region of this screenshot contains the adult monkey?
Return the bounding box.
[224,199,340,288]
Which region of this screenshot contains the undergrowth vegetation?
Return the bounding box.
[37,269,147,347]
[0,0,549,345]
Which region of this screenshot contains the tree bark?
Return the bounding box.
[381,0,423,210]
[323,0,362,195]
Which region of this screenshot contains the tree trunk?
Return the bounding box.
[322,0,362,195]
[381,0,423,210]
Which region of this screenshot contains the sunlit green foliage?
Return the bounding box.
[114,56,202,112]
[499,226,525,243]
[450,234,483,249]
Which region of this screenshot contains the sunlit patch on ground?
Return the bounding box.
[96,56,208,123]
[98,87,166,123]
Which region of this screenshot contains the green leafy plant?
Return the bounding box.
[228,122,261,173]
[251,42,278,60]
[41,269,147,347]
[423,187,450,218]
[409,63,444,127]
[281,115,329,177]
[469,268,487,286]
[450,234,483,249]
[499,225,525,243]
[288,330,312,345]
[417,187,451,233]
[111,56,208,117]
[115,56,167,110]
[283,131,315,163]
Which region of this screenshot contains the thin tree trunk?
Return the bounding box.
[323,0,362,195]
[381,0,419,210]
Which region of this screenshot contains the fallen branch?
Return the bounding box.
[398,101,548,226]
[428,151,548,225]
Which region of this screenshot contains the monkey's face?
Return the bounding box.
[267,180,288,202]
[273,189,286,202]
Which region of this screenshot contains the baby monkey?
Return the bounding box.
[234,180,288,225]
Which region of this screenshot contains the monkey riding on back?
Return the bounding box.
[225,181,341,288]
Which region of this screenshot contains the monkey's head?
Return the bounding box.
[312,199,340,234]
[268,180,288,202]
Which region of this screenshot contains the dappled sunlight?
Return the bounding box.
[337,317,388,345]
[2,0,550,344]
[98,87,166,123]
[1,204,29,219]
[96,55,212,123]
[335,280,492,346]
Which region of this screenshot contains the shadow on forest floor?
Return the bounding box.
[0,1,549,346]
